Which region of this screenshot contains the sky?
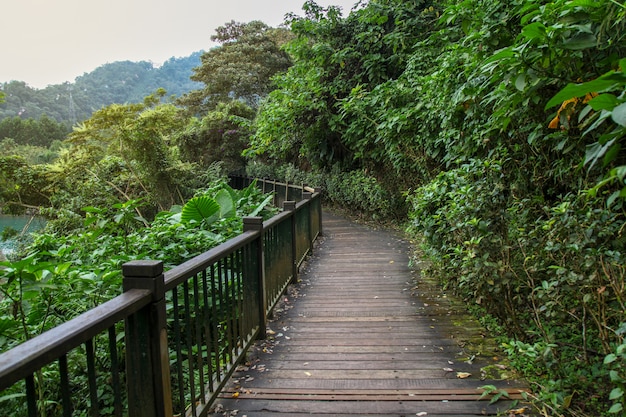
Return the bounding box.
[1,0,360,89]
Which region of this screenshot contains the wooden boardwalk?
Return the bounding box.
[209,212,528,416]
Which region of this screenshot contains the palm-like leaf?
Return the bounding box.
[181,196,220,225]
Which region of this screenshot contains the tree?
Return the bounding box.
[179,21,293,114]
[61,89,192,215]
[176,101,255,173]
[251,0,434,173]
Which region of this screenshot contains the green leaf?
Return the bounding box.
[604,142,621,167]
[521,22,546,40]
[605,353,618,364]
[610,388,624,400]
[609,403,623,413]
[181,196,220,225]
[545,76,620,109]
[0,393,26,403]
[515,74,527,91]
[588,94,619,111]
[611,102,626,126]
[249,194,274,217]
[215,189,236,219]
[562,33,597,50]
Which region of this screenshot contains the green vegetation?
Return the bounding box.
[1,1,625,414]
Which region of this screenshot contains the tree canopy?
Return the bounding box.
[179,21,293,114]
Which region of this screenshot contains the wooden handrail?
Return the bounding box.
[0,288,152,391]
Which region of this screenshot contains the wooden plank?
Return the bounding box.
[212,398,514,415]
[218,392,527,401]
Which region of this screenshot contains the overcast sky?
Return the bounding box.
[1,0,359,89]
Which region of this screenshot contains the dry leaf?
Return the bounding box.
[304,371,312,376]
[456,372,471,379]
[416,412,428,416]
[509,407,528,415]
[231,392,240,398]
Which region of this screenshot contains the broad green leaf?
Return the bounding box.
[609,403,623,414]
[515,74,527,91]
[521,22,546,40]
[562,33,597,50]
[604,142,621,167]
[605,353,618,364]
[545,76,620,109]
[215,189,236,219]
[611,102,626,126]
[482,48,514,66]
[588,94,619,111]
[181,196,220,225]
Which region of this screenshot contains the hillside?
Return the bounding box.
[0,52,202,126]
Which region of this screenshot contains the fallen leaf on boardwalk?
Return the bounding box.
[416,412,428,416]
[509,407,528,415]
[456,372,472,379]
[390,260,395,264]
[443,367,454,372]
[266,329,275,335]
[231,392,239,398]
[304,371,312,376]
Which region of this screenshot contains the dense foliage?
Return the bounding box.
[179,21,293,114]
[250,0,626,414]
[0,54,201,125]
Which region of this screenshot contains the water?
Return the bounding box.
[0,214,46,255]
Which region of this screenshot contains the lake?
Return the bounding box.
[0,214,46,255]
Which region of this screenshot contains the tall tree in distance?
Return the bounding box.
[180,21,293,114]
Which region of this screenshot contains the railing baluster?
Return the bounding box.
[228,253,238,359]
[201,269,215,393]
[85,339,99,417]
[59,354,71,417]
[217,259,227,368]
[172,286,185,414]
[192,273,206,406]
[209,265,221,383]
[182,280,197,417]
[107,326,123,417]
[25,374,37,417]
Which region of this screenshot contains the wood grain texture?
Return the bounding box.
[208,212,530,416]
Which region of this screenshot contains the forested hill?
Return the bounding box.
[0,52,202,125]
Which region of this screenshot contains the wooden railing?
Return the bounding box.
[0,178,321,417]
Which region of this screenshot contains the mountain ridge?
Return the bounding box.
[0,52,203,126]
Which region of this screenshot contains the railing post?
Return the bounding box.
[312,188,323,237]
[303,192,313,251]
[123,260,173,417]
[244,217,267,339]
[284,201,298,284]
